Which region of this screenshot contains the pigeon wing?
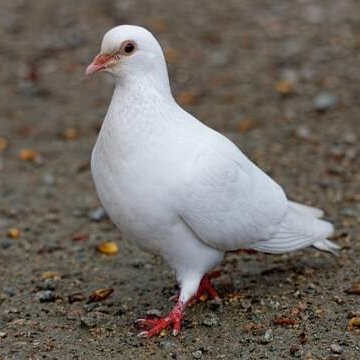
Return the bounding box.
[176,138,288,252]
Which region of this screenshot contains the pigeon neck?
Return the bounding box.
[112,59,173,100]
[104,72,177,139]
[110,71,175,117]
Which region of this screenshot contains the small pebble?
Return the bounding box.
[38,279,56,291]
[262,328,273,343]
[88,207,107,222]
[146,309,162,317]
[192,350,203,359]
[42,173,55,186]
[209,50,229,67]
[84,302,100,312]
[35,290,56,303]
[159,340,176,349]
[303,352,314,360]
[2,287,15,297]
[202,313,219,327]
[330,344,343,354]
[0,239,12,249]
[0,331,7,338]
[313,92,338,112]
[280,68,299,84]
[68,293,86,304]
[80,314,99,328]
[343,132,356,144]
[295,126,313,141]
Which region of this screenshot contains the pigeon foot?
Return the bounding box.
[136,301,185,337]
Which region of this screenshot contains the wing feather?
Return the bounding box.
[176,134,288,251]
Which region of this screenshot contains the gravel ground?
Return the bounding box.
[0,0,359,359]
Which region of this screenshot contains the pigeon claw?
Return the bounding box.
[136,302,184,337]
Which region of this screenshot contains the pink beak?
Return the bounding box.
[85,53,113,76]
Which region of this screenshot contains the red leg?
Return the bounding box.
[136,273,221,337]
[170,272,221,305]
[193,274,220,303]
[136,301,185,337]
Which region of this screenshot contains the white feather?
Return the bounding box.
[288,201,324,218]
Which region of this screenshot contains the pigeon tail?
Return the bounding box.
[252,205,339,255]
[288,200,324,218]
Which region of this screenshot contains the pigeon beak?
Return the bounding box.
[85,53,115,76]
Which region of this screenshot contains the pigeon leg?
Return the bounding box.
[137,273,221,337]
[136,300,186,337]
[193,273,220,303]
[169,272,221,304]
[136,273,209,337]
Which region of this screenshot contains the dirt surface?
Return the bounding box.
[0,0,359,359]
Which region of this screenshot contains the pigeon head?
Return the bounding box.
[86,25,168,84]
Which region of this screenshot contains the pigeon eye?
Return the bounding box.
[123,42,135,54]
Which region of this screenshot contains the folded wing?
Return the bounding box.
[176,132,338,254]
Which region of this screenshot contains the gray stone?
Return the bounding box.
[80,314,99,328]
[0,239,12,250]
[313,92,338,112]
[38,279,56,291]
[42,173,55,186]
[88,207,107,222]
[35,290,56,303]
[330,344,343,354]
[262,329,273,343]
[192,350,203,359]
[202,313,219,327]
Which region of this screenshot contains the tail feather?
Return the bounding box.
[252,203,339,255]
[288,201,324,218]
[313,239,340,256]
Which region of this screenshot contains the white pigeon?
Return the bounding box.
[86,25,339,337]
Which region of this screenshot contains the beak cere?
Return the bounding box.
[85,53,115,76]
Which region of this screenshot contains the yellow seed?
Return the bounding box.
[199,294,208,302]
[275,80,294,95]
[348,317,360,330]
[344,283,360,295]
[89,288,114,302]
[61,128,79,140]
[0,138,8,151]
[7,228,20,239]
[96,241,119,255]
[41,271,61,280]
[18,149,38,161]
[238,118,256,133]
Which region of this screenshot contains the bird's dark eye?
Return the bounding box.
[124,42,135,54]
